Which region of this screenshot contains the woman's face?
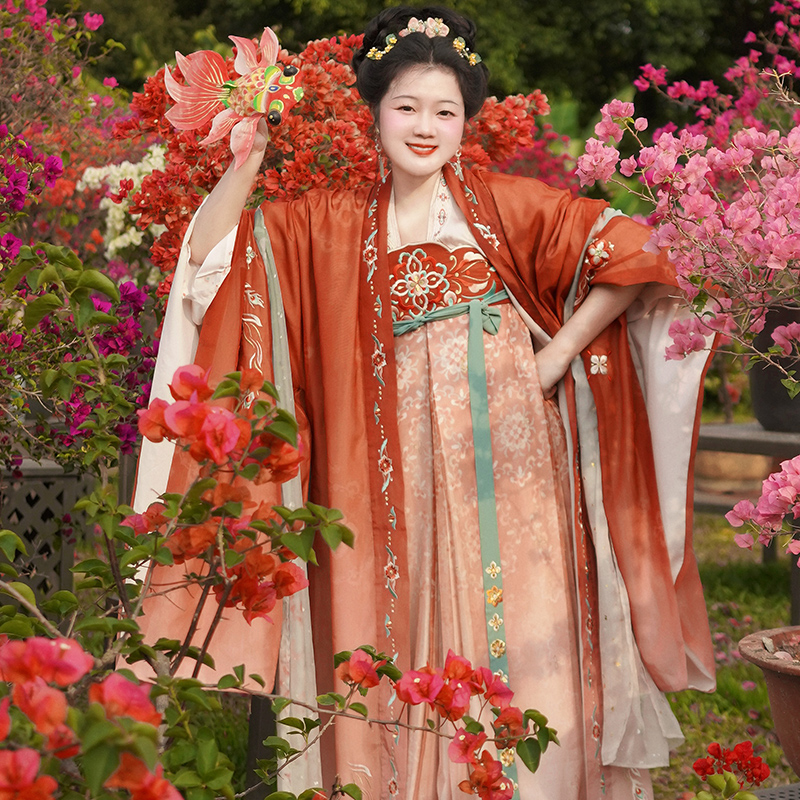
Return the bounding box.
[377,65,465,187]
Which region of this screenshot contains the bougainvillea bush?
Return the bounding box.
[577,1,800,365]
[575,1,800,559]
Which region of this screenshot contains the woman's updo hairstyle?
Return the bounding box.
[352,6,489,119]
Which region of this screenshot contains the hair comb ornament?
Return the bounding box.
[399,16,450,37]
[367,33,398,61]
[164,27,304,170]
[452,37,482,66]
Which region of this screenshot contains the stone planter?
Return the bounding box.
[739,626,800,777]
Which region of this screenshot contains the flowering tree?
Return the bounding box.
[574,1,800,562]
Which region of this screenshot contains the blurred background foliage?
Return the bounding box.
[62,0,774,128]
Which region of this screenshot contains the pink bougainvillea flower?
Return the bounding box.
[12,677,68,735]
[0,749,57,800]
[164,27,304,169]
[448,727,487,764]
[88,673,161,726]
[121,502,168,536]
[137,397,172,442]
[105,753,183,800]
[335,649,384,689]
[46,723,80,760]
[168,364,213,402]
[394,666,445,706]
[0,637,93,686]
[0,698,10,743]
[82,12,103,30]
[273,561,310,599]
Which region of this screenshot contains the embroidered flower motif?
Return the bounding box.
[592,722,601,741]
[485,561,501,579]
[584,237,615,268]
[494,669,508,683]
[500,748,516,767]
[486,585,503,607]
[245,245,256,265]
[390,245,497,323]
[589,353,608,375]
[387,778,400,796]
[488,613,503,631]
[490,639,507,658]
[384,559,399,585]
[372,336,387,383]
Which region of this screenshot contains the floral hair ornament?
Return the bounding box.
[399,16,450,37]
[367,33,398,61]
[164,27,304,170]
[452,36,482,66]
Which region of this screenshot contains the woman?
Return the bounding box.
[136,6,715,799]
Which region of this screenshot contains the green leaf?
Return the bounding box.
[516,737,542,773]
[349,702,368,717]
[523,709,548,728]
[82,743,120,795]
[3,255,40,293]
[264,793,296,800]
[195,731,219,776]
[280,528,316,562]
[0,618,35,637]
[537,725,550,753]
[0,530,27,561]
[40,590,79,615]
[707,774,727,792]
[205,766,235,790]
[172,769,203,788]
[341,784,363,800]
[0,581,37,608]
[23,293,62,330]
[80,718,121,751]
[462,715,484,735]
[217,674,240,690]
[278,716,305,731]
[248,673,266,687]
[77,269,120,301]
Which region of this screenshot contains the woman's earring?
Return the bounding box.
[375,134,386,182]
[451,146,463,178]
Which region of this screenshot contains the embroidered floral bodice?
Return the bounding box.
[389,243,504,324]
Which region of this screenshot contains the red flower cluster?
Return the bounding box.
[395,650,514,723]
[457,750,514,800]
[0,641,84,760]
[393,650,525,800]
[138,364,302,480]
[213,541,309,624]
[336,649,386,689]
[693,741,771,788]
[0,636,183,799]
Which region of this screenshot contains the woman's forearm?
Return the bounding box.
[188,140,266,265]
[535,283,643,395]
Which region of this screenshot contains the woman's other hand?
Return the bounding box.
[535,343,570,399]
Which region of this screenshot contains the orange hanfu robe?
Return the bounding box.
[134,164,715,800]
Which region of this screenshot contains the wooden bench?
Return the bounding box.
[695,422,800,625]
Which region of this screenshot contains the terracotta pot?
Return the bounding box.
[739,626,800,777]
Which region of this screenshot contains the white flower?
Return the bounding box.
[590,354,608,375]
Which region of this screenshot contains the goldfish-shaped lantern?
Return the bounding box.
[164,27,304,169]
